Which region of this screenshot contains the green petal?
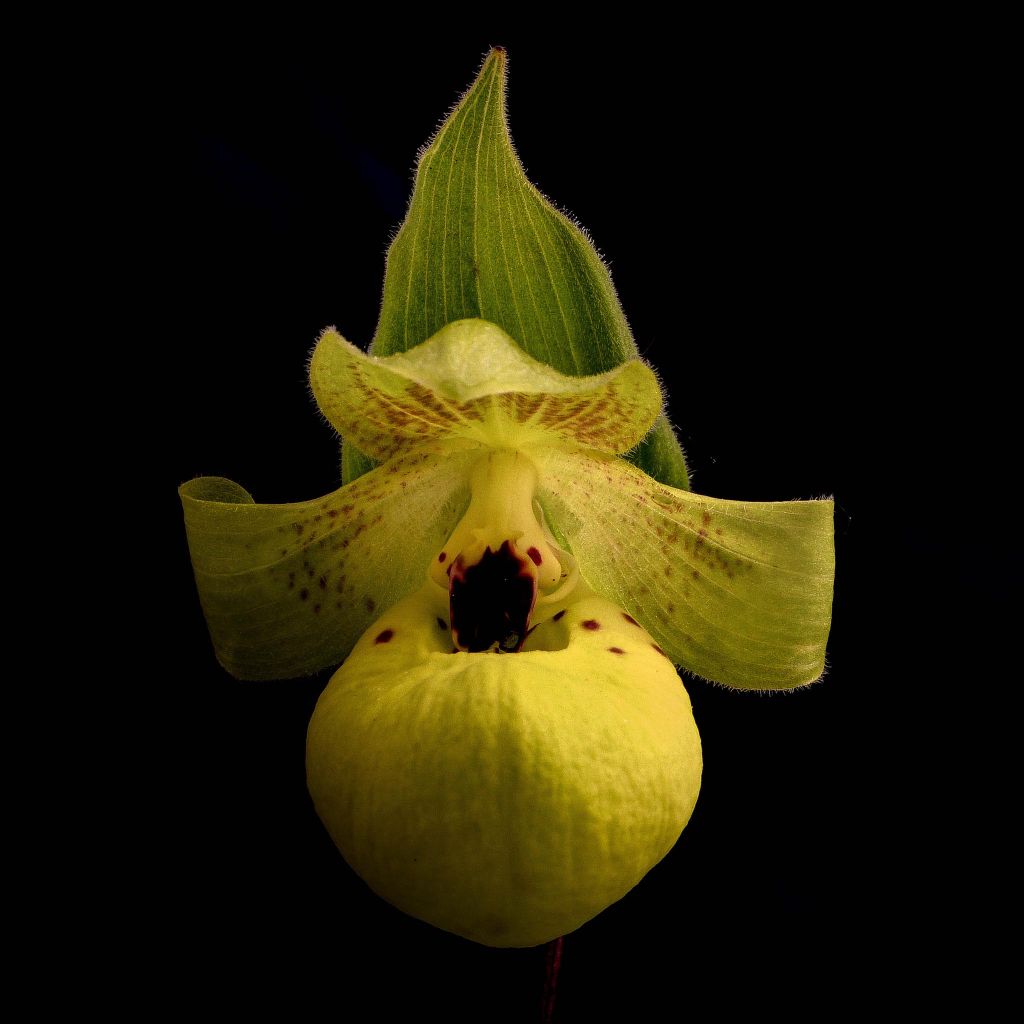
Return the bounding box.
[311,319,662,460]
[535,447,834,689]
[346,48,688,489]
[179,442,478,680]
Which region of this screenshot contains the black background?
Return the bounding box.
[150,30,982,1020]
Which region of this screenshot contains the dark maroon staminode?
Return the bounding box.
[449,541,537,653]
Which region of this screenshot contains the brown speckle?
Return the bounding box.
[375,629,394,644]
[692,571,700,580]
[365,597,376,613]
[582,619,600,631]
[313,603,321,614]
[318,575,327,590]
[622,613,639,626]
[299,588,309,601]
[527,546,543,566]
[702,511,711,526]
[608,646,625,655]
[294,523,304,535]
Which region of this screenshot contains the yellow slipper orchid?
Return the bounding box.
[181,317,833,947]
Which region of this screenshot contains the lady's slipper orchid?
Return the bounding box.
[181,46,835,951]
[180,316,833,947]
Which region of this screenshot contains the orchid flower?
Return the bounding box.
[180,49,834,949]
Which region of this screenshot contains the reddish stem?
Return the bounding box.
[541,936,564,1022]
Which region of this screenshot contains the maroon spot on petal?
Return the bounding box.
[716,528,723,536]
[438,551,447,563]
[622,613,639,626]
[698,528,708,538]
[299,588,309,601]
[582,619,600,631]
[365,597,376,613]
[527,546,543,566]
[652,643,668,658]
[294,524,304,535]
[692,571,700,580]
[375,629,394,644]
[553,609,566,622]
[608,646,625,655]
[702,511,711,526]
[436,617,448,631]
[280,549,288,558]
[318,575,327,590]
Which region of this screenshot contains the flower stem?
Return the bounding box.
[541,936,564,1022]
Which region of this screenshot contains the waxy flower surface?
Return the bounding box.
[180,48,834,949]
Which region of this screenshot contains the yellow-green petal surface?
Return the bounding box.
[180,442,478,679]
[536,446,835,689]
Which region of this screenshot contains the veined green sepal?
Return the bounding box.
[342,48,689,489]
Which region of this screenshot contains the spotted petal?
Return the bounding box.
[535,446,834,689]
[180,442,479,679]
[310,318,662,461]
